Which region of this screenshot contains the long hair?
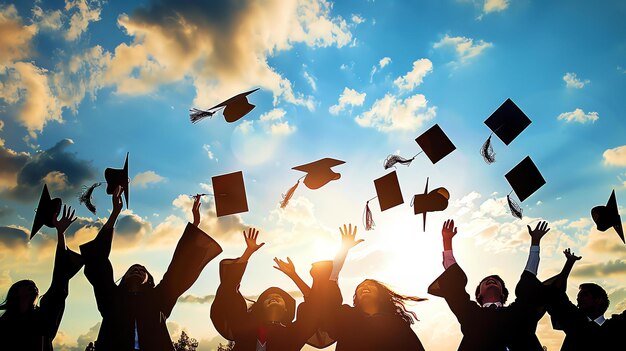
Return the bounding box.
[352,279,426,325]
[0,280,39,315]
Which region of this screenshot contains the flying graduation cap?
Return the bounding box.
[190,88,260,124]
[31,184,63,239]
[504,156,546,219]
[212,171,249,217]
[481,98,532,164]
[412,177,450,232]
[280,158,345,209]
[364,170,404,231]
[591,190,624,244]
[383,124,456,170]
[78,153,129,214]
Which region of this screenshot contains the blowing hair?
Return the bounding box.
[475,275,509,305]
[580,283,610,314]
[0,280,39,315]
[353,279,426,325]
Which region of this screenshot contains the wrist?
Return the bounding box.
[443,240,453,251]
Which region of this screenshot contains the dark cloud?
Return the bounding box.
[572,260,626,278]
[0,142,29,186]
[0,226,28,248]
[63,217,102,239]
[0,139,97,203]
[112,213,151,248]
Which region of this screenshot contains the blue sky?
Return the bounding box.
[1,0,626,350]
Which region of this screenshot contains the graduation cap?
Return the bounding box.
[412,177,450,232]
[212,171,249,217]
[31,184,62,239]
[384,124,456,169]
[280,158,345,208]
[363,171,404,230]
[190,88,260,124]
[255,287,296,323]
[591,190,624,244]
[481,98,532,164]
[504,156,546,219]
[78,153,130,214]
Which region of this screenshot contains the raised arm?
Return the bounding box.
[79,186,123,316]
[156,195,223,316]
[442,219,458,269]
[330,223,363,281]
[39,205,80,337]
[274,257,311,298]
[524,221,550,275]
[237,227,265,263]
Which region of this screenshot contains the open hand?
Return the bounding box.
[111,185,123,214]
[243,228,264,253]
[563,248,582,262]
[52,204,77,234]
[340,223,364,251]
[528,221,550,245]
[273,257,296,277]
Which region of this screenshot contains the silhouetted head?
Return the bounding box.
[0,280,39,314]
[577,283,609,319]
[475,275,509,305]
[119,264,154,292]
[249,287,295,324]
[353,279,425,325]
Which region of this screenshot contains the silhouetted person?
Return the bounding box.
[210,228,320,351]
[80,190,222,350]
[321,224,426,351]
[546,251,626,350]
[0,205,82,350]
[428,219,550,351]
[86,341,96,351]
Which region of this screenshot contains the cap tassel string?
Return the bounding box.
[78,182,103,215]
[280,176,304,209]
[480,134,496,164]
[507,190,523,219]
[363,196,377,231]
[383,151,423,170]
[189,106,225,124]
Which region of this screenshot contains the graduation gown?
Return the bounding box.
[80,223,222,351]
[547,290,626,351]
[428,263,544,351]
[0,245,84,351]
[210,258,319,351]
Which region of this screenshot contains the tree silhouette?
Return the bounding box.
[173,330,199,351]
[217,341,235,351]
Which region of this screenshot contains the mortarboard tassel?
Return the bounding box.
[189,108,216,124]
[383,154,417,170]
[78,182,102,215]
[480,135,496,164]
[280,179,301,209]
[507,193,523,219]
[363,197,377,231]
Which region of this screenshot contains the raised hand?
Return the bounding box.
[52,205,77,249]
[528,221,550,246]
[273,257,297,277]
[192,195,202,226]
[442,219,457,250]
[238,228,265,263]
[340,223,364,251]
[112,185,123,214]
[563,248,582,262]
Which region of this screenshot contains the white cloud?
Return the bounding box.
[329,87,366,115]
[379,57,391,68]
[483,0,509,14]
[132,170,166,188]
[31,6,63,31]
[64,0,103,41]
[351,14,365,24]
[557,108,599,124]
[563,72,590,89]
[433,34,492,64]
[303,70,317,91]
[355,93,436,132]
[258,108,296,136]
[0,4,38,65]
[203,144,217,161]
[393,58,433,92]
[603,145,626,167]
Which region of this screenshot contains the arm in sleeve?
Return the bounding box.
[79,227,117,316]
